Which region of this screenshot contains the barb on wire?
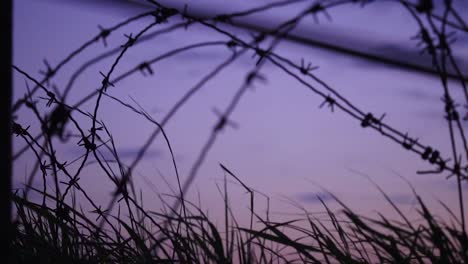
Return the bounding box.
[319,95,335,112]
[300,58,318,75]
[402,133,418,151]
[307,3,332,23]
[38,59,55,85]
[212,107,239,132]
[98,25,111,47]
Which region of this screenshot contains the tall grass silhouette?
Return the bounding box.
[10,0,468,263]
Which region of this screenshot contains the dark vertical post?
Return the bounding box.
[2,0,13,257]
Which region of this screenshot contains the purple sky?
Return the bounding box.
[13,0,468,223]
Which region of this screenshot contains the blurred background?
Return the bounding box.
[13,0,468,224]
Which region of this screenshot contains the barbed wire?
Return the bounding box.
[12,0,468,250]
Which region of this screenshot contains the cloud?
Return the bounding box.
[296,192,334,204]
[444,180,468,191]
[104,148,163,160]
[66,146,163,160]
[387,193,417,205]
[397,87,438,102]
[347,41,468,78]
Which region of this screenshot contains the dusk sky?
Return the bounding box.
[13,0,468,224]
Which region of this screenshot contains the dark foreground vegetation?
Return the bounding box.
[10,180,468,263]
